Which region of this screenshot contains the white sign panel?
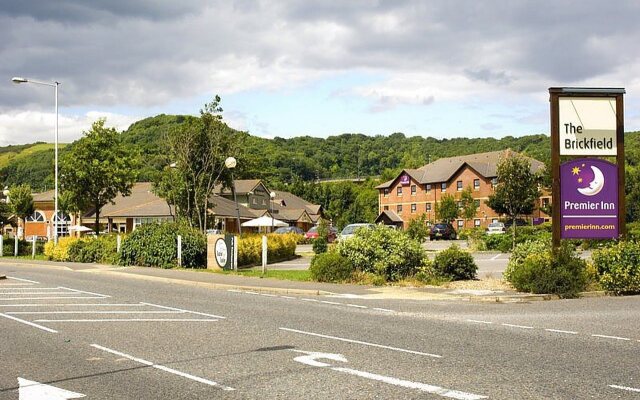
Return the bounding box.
[559,97,617,155]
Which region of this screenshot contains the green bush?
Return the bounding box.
[337,226,426,281]
[592,241,640,294]
[310,252,353,282]
[312,237,328,254]
[505,240,588,298]
[67,235,120,264]
[626,222,640,241]
[120,222,206,268]
[433,244,477,280]
[484,224,552,252]
[44,236,80,261]
[464,228,488,251]
[2,236,45,257]
[237,233,297,266]
[406,214,430,243]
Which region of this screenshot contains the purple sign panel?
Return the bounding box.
[560,158,618,239]
[399,174,411,186]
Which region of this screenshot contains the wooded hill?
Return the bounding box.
[1,113,638,192]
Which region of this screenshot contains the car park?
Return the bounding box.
[273,226,305,235]
[338,223,375,241]
[429,223,457,240]
[304,226,338,242]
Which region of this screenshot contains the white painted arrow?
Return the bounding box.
[291,350,486,400]
[18,378,85,400]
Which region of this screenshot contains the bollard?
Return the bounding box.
[32,236,36,259]
[261,235,267,274]
[116,234,121,253]
[177,235,182,267]
[233,235,238,272]
[0,235,3,257]
[14,235,18,257]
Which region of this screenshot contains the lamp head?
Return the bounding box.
[225,157,237,169]
[270,192,276,199]
[12,77,28,84]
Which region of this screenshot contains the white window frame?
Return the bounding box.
[26,210,46,222]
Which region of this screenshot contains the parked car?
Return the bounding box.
[503,218,529,227]
[339,223,376,241]
[429,223,457,240]
[304,226,338,243]
[273,226,304,235]
[486,222,506,235]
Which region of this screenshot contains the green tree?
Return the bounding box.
[406,213,430,242]
[436,193,459,223]
[487,154,541,249]
[460,186,477,228]
[8,184,34,238]
[61,119,140,235]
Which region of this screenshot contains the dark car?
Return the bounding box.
[503,218,529,227]
[304,226,338,243]
[429,223,457,240]
[273,226,304,235]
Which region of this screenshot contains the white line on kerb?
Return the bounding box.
[35,319,219,322]
[591,334,631,341]
[610,384,640,393]
[0,312,57,333]
[280,327,442,358]
[466,319,493,324]
[545,329,578,335]
[90,344,234,391]
[139,302,225,319]
[6,276,39,283]
[501,323,534,329]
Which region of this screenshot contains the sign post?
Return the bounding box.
[549,88,625,247]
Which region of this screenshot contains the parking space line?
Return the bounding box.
[58,286,111,298]
[0,312,57,333]
[490,253,502,260]
[6,276,39,284]
[0,287,64,291]
[466,319,493,324]
[90,344,235,391]
[140,302,226,319]
[346,304,367,309]
[545,329,578,335]
[591,334,631,341]
[319,300,341,305]
[0,303,146,307]
[0,296,107,300]
[0,292,81,295]
[35,318,219,322]
[8,311,185,315]
[609,384,640,393]
[280,327,442,358]
[501,323,534,329]
[372,308,395,312]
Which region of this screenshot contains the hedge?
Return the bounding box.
[237,233,297,266]
[592,241,640,294]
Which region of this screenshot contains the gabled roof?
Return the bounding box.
[84,182,174,218]
[271,190,322,217]
[214,179,267,196]
[209,194,261,219]
[276,208,312,223]
[375,210,404,223]
[376,150,545,189]
[32,190,55,202]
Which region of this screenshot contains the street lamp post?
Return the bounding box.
[12,77,60,244]
[225,157,241,235]
[269,191,276,232]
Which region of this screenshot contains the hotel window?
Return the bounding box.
[457,180,463,191]
[457,220,464,228]
[425,184,432,192]
[426,203,432,211]
[474,219,481,227]
[441,182,446,192]
[492,178,498,187]
[383,205,389,211]
[397,187,403,196]
[457,201,463,209]
[397,204,403,213]
[384,188,389,197]
[26,210,46,222]
[411,185,417,195]
[474,200,481,208]
[474,179,480,190]
[542,198,550,207]
[411,203,417,213]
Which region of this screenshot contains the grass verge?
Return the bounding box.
[181,268,312,282]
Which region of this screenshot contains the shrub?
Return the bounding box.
[626,222,640,241]
[337,225,426,281]
[592,241,640,294]
[406,214,430,243]
[120,222,206,268]
[433,244,477,280]
[309,252,353,282]
[67,235,120,264]
[505,240,588,298]
[3,236,45,257]
[484,224,552,252]
[464,228,488,251]
[237,233,297,266]
[44,236,81,261]
[312,237,328,254]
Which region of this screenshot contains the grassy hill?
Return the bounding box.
[1,114,638,191]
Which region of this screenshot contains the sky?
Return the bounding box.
[1,1,640,146]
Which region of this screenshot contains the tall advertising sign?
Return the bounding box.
[549,88,625,246]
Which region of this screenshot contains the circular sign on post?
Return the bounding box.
[215,238,228,268]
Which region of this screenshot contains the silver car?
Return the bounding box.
[486,222,506,235]
[339,223,375,241]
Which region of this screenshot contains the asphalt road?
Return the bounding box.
[1,262,640,399]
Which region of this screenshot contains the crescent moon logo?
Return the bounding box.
[577,166,605,196]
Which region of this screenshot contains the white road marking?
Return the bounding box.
[346,304,367,309]
[18,377,85,399]
[7,276,39,283]
[501,323,534,329]
[8,311,185,315]
[326,293,366,299]
[301,298,319,302]
[490,253,502,260]
[291,350,483,399]
[280,296,296,299]
[140,302,225,319]
[591,334,631,341]
[545,329,578,335]
[0,312,57,333]
[90,344,234,391]
[258,293,277,297]
[372,308,395,312]
[466,319,493,324]
[227,289,243,293]
[0,292,81,295]
[319,300,341,305]
[57,287,111,298]
[245,291,259,295]
[280,327,441,358]
[35,319,218,322]
[0,303,147,307]
[0,296,106,301]
[0,288,63,291]
[610,384,640,393]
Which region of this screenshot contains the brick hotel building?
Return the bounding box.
[375,150,551,230]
